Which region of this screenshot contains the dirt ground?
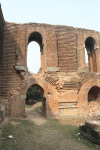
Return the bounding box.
[25,108,47,126]
[25,102,47,125]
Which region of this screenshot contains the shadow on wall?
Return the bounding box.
[2,23,31,117]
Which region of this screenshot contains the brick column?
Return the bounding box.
[88,53,93,72]
[95,48,100,73]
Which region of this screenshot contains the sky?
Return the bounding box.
[1,0,100,73]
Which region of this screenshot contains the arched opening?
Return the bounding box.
[85,37,97,72]
[27,32,43,74]
[25,84,46,117]
[88,86,100,116]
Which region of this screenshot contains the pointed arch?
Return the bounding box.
[27,31,44,74]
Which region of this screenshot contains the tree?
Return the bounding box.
[27,67,32,74]
[37,67,41,74]
[26,86,41,104]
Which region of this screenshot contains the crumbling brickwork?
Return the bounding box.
[0,4,5,122]
[0,4,100,121]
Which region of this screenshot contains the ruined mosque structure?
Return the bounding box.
[0,4,100,123]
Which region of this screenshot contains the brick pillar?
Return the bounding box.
[92,51,97,72]
[95,49,100,73]
[88,53,93,72]
[88,50,99,73]
[41,47,44,74]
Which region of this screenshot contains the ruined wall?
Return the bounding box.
[2,21,100,118]
[55,26,77,72]
[0,3,100,119]
[0,4,4,100]
[76,28,100,72]
[2,23,24,116]
[0,4,5,123]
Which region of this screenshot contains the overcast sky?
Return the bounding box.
[1,0,100,73]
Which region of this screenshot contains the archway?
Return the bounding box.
[77,77,100,117]
[85,37,97,72]
[25,84,46,117]
[27,31,44,74]
[88,86,100,116]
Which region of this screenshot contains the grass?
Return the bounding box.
[25,104,33,108]
[0,118,100,150]
[33,106,42,113]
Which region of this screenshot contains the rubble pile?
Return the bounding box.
[88,101,100,116]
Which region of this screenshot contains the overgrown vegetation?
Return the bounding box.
[0,118,100,150]
[26,86,41,105]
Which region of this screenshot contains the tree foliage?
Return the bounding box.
[26,86,42,104]
[26,86,41,100]
[37,67,41,74]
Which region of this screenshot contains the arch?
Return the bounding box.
[88,86,100,102]
[27,31,44,74]
[85,37,97,72]
[28,31,43,47]
[88,86,100,116]
[19,76,46,117]
[25,84,44,104]
[77,78,100,116]
[20,76,44,96]
[85,37,96,53]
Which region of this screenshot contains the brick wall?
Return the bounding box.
[0,4,5,122]
[2,23,23,116]
[1,4,100,119]
[2,21,100,118]
[55,26,77,72]
[76,28,100,72]
[0,4,4,98]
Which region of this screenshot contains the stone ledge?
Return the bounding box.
[59,106,77,109]
[47,67,59,72]
[15,66,25,72]
[59,99,77,103]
